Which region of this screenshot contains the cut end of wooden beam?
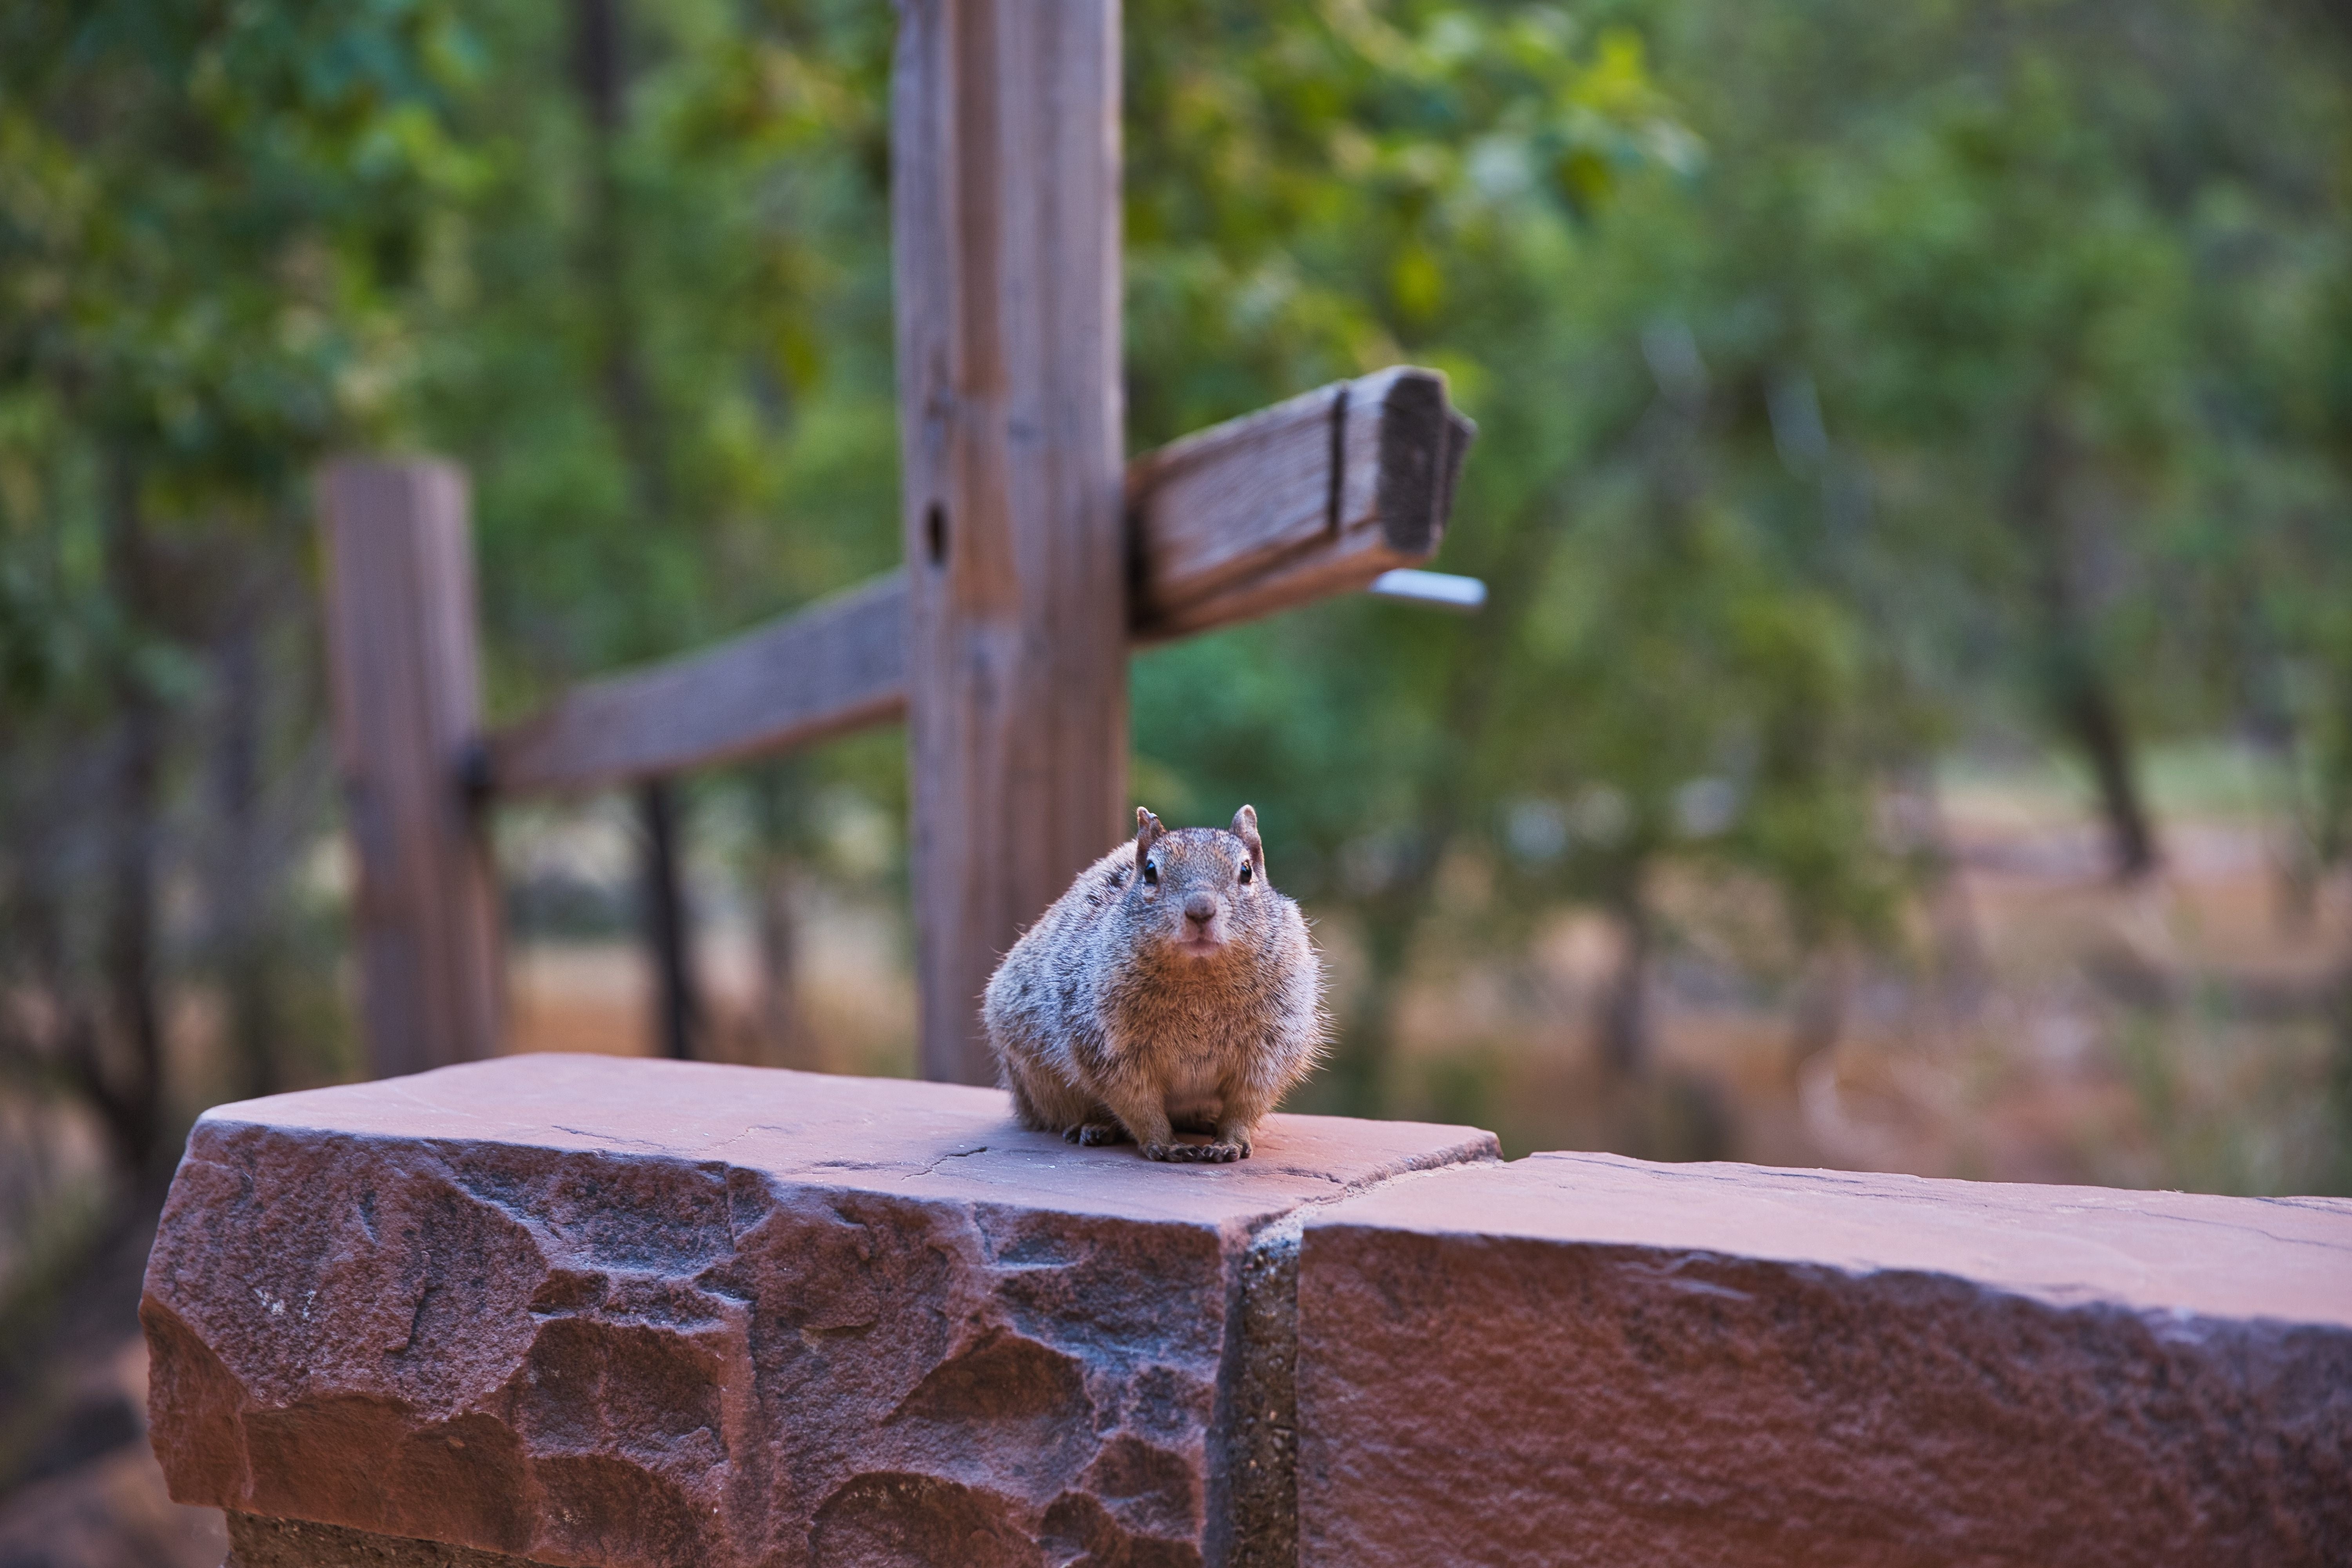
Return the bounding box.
[1367,569,1487,613]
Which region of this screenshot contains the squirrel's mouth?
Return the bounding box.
[1175,930,1226,958]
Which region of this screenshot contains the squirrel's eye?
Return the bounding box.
[1239,862,1252,884]
[1143,859,1159,886]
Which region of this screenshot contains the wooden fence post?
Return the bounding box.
[893,0,1128,1083]
[319,460,502,1077]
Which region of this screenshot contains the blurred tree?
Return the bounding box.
[406,0,899,690]
[1130,0,2351,1134]
[397,0,906,1066]
[1124,1,1720,1118]
[0,0,477,1177]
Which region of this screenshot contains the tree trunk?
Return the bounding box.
[572,0,668,531]
[573,0,702,1063]
[757,855,804,1067]
[1324,352,1696,1112]
[100,452,165,1176]
[1316,468,1600,1112]
[639,779,698,1061]
[9,805,143,1174]
[1596,883,1652,1078]
[2012,406,2159,881]
[2327,954,2352,1196]
[212,603,282,1099]
[2062,672,2158,880]
[751,762,812,1069]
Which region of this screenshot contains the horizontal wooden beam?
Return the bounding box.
[1127,366,1475,640]
[484,573,907,797]
[481,367,1471,797]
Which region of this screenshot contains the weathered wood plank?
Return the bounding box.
[1135,373,1475,639]
[483,573,906,797]
[319,460,503,1076]
[1126,378,1345,614]
[894,0,1129,1083]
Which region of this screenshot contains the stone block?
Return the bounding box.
[1298,1152,2352,1567]
[141,1055,1496,1568]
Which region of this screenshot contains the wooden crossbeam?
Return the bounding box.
[480,368,1470,800]
[486,572,907,797]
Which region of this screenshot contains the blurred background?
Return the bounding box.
[4,0,2350,1559]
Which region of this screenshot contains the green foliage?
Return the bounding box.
[399,0,901,693]
[0,0,478,494]
[0,0,480,736]
[1125,0,1693,439]
[1135,0,2352,1110]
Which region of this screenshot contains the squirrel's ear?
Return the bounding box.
[1135,807,1166,869]
[1231,804,1264,870]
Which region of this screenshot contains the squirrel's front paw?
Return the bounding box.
[1140,1142,1179,1161]
[1161,1140,1248,1163]
[1064,1122,1126,1147]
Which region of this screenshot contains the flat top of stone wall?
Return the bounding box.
[1309,1151,2352,1323]
[190,1053,1499,1233]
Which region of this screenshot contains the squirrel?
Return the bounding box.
[982,805,1325,1162]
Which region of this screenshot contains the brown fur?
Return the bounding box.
[982,806,1325,1161]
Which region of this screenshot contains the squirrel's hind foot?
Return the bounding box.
[1064,1121,1128,1147]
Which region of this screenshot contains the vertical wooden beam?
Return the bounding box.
[319,461,502,1077]
[638,777,700,1060]
[893,0,1128,1083]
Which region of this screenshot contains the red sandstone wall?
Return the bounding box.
[140,1056,2352,1568]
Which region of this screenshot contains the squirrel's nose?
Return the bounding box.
[1184,892,1219,926]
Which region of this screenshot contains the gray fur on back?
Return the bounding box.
[982,807,1325,1159]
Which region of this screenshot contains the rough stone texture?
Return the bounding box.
[228,1511,544,1567]
[140,1055,1496,1568]
[1296,1152,2352,1568]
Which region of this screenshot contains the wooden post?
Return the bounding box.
[893,0,1128,1083]
[319,461,502,1076]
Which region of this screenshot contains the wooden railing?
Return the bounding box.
[474,367,1472,800]
[319,368,1474,1078]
